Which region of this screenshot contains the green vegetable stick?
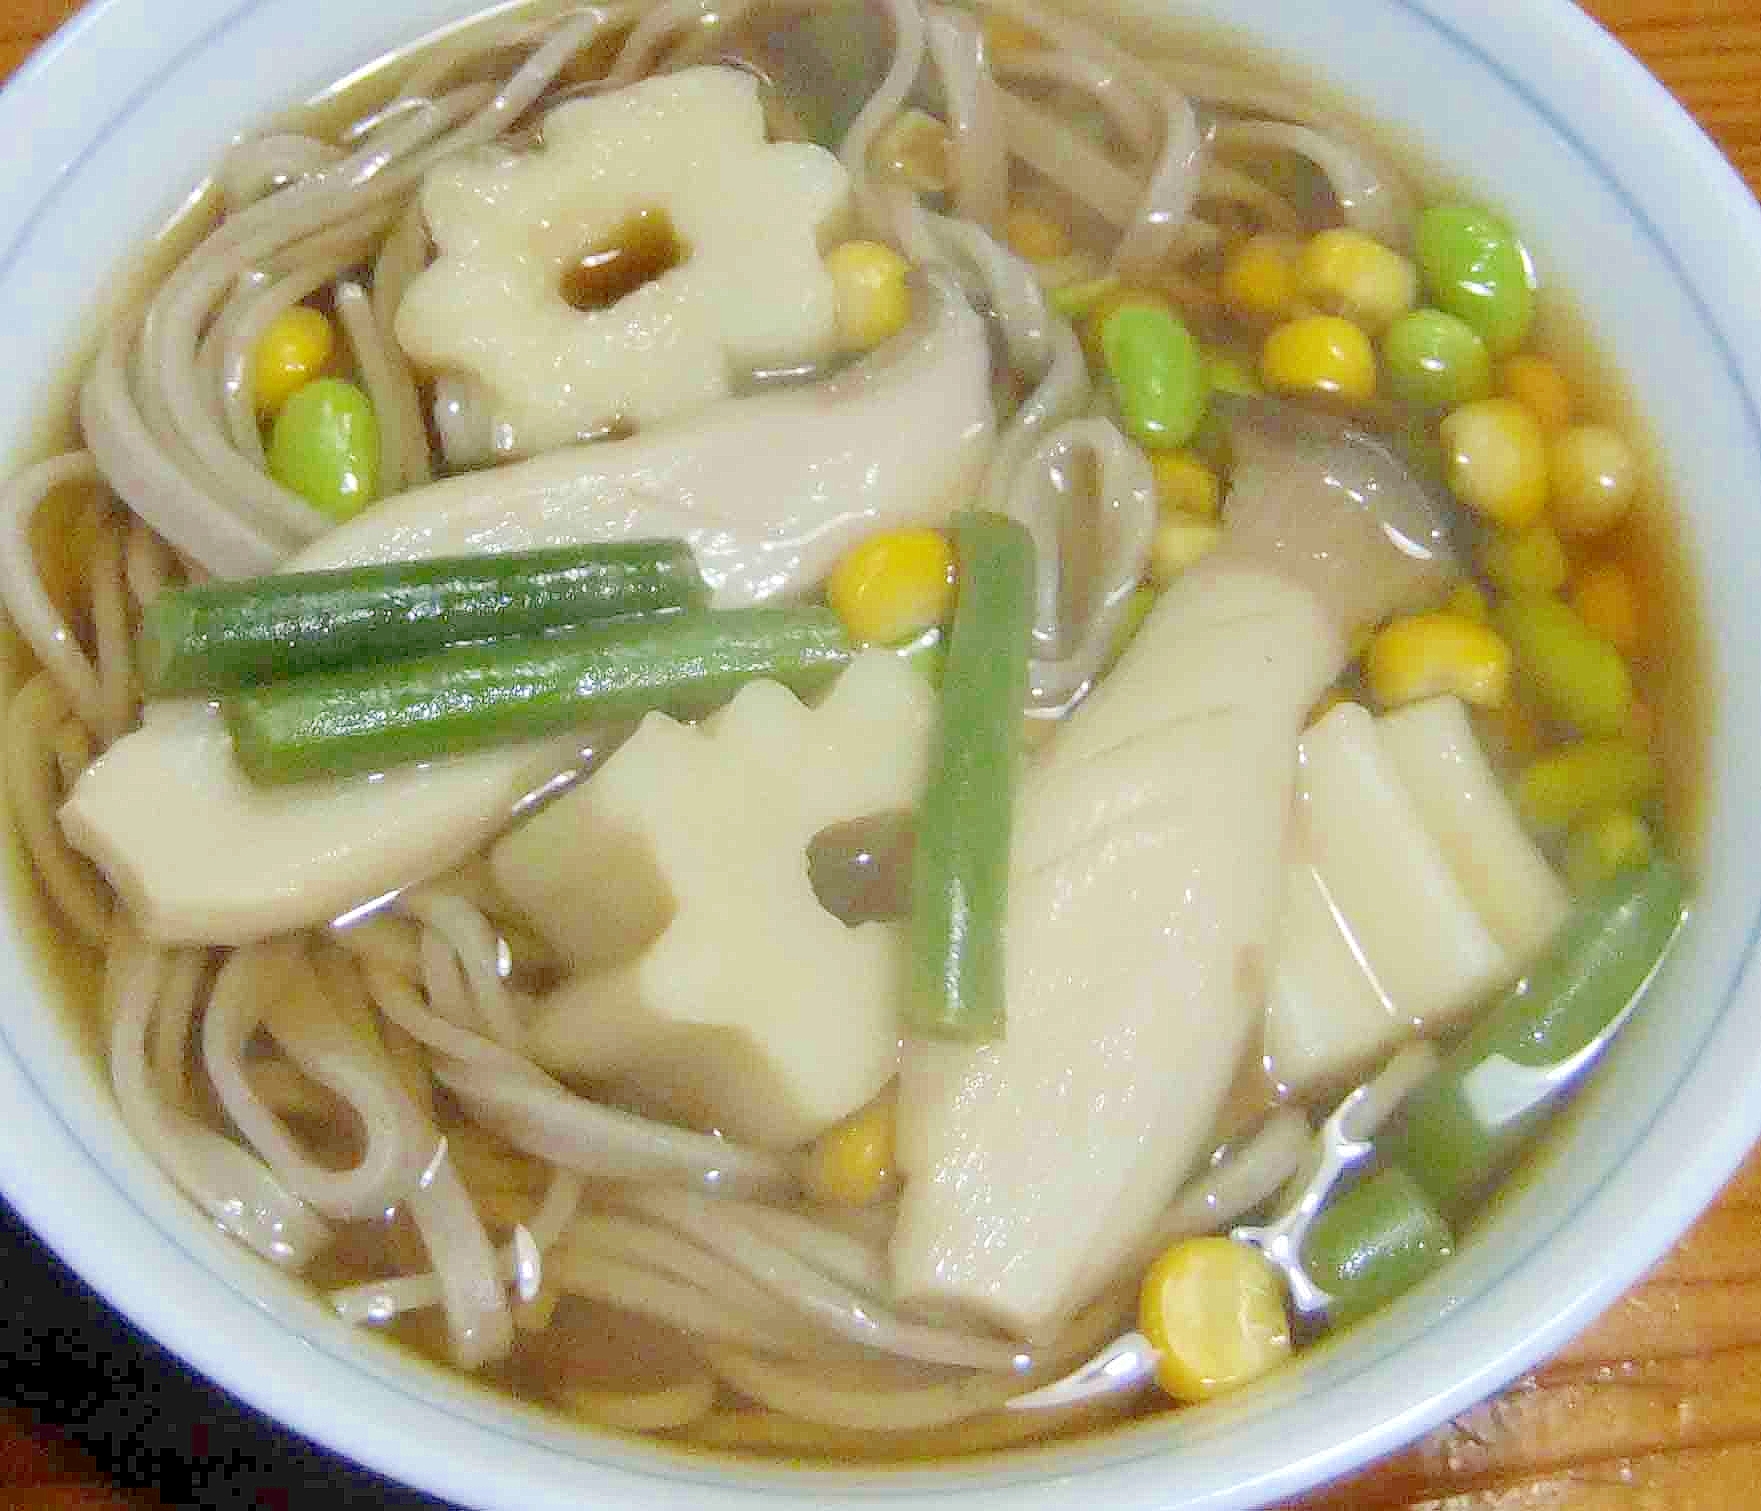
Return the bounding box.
[144,542,709,695]
[1382,856,1687,1215]
[1494,593,1634,739]
[905,512,1036,1042]
[225,607,850,783]
[1299,1166,1456,1327]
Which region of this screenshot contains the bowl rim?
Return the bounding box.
[3,0,1761,1507]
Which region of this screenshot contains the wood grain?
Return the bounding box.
[2,0,1758,1507]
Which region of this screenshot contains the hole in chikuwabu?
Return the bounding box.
[560,208,689,311]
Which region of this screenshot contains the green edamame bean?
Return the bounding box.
[268,377,381,522]
[1382,307,1492,408]
[1480,522,1569,597]
[1416,204,1535,358]
[1299,1166,1455,1327]
[1517,737,1659,834]
[1493,594,1633,738]
[1099,302,1208,450]
[1383,857,1686,1214]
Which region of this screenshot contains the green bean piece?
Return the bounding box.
[1382,856,1687,1215]
[1494,593,1634,737]
[1299,1166,1456,1327]
[1099,302,1208,450]
[225,607,851,783]
[267,378,381,521]
[1517,737,1659,834]
[906,512,1036,1042]
[1382,308,1493,408]
[143,543,709,695]
[1415,204,1536,358]
[1480,522,1569,598]
[892,626,948,689]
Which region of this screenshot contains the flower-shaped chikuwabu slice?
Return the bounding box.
[396,66,851,457]
[492,651,936,1152]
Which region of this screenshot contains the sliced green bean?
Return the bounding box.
[225,607,850,783]
[1494,593,1633,738]
[1299,1166,1455,1327]
[1381,856,1687,1215]
[143,543,709,695]
[1517,737,1659,834]
[906,512,1035,1042]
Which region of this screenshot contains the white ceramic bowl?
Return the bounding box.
[3,0,1760,1506]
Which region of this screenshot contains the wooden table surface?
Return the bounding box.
[4,0,1761,1506]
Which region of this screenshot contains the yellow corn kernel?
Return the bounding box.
[1149,517,1223,586]
[1565,807,1656,892]
[1221,234,1303,322]
[827,527,957,645]
[1548,423,1640,538]
[1366,611,1512,710]
[1516,737,1658,834]
[1139,1237,1292,1403]
[981,11,1042,58]
[1203,345,1263,398]
[1480,522,1569,597]
[1570,559,1642,656]
[872,108,952,195]
[1260,314,1377,402]
[826,240,912,352]
[1296,227,1418,332]
[252,304,335,416]
[1005,204,1074,262]
[1152,449,1221,521]
[1497,352,1574,433]
[1447,582,1490,622]
[803,1097,895,1207]
[1439,396,1549,528]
